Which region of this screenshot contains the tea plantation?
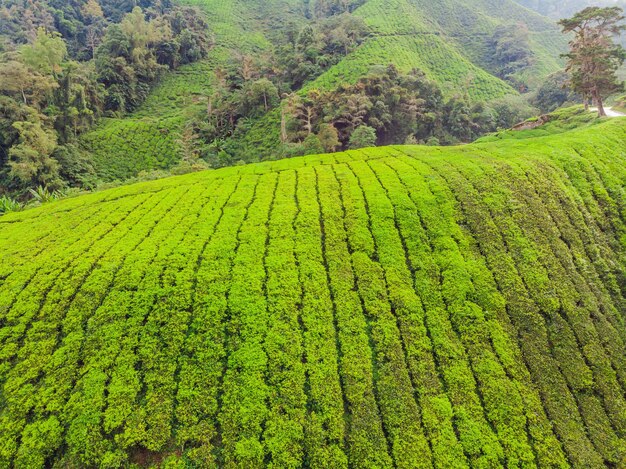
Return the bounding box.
[2,119,626,467]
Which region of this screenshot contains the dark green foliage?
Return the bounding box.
[278,66,527,154]
[0,1,210,195]
[532,71,581,113]
[348,125,376,148]
[95,7,211,114]
[489,24,535,89]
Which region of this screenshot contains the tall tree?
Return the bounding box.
[348,124,376,149]
[559,7,626,116]
[9,119,60,189]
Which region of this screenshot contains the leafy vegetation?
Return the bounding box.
[1,118,626,467]
[475,105,602,142]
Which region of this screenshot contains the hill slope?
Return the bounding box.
[219,0,569,162]
[79,0,568,181]
[304,0,519,98]
[2,120,626,467]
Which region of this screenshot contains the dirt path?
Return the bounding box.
[590,107,626,117]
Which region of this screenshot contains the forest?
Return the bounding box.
[0,0,211,196]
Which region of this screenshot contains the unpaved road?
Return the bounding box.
[590,107,626,117]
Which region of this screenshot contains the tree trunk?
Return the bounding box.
[306,108,312,135]
[593,88,606,117]
[280,107,288,143]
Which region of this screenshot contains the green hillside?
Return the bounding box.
[226,0,569,164]
[397,0,567,88]
[78,0,569,182]
[2,119,626,467]
[307,0,518,98]
[79,61,217,182]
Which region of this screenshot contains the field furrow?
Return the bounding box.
[262,169,307,468]
[217,173,276,467]
[413,152,604,467]
[316,164,394,469]
[366,155,540,468]
[335,161,438,468]
[384,153,569,468]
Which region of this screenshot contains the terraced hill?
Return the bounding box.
[405,0,567,87]
[304,0,519,97]
[2,119,626,467]
[205,0,569,163]
[347,0,566,89]
[79,0,568,182]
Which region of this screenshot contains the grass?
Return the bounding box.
[2,118,626,467]
[476,105,603,142]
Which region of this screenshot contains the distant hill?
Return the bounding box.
[3,118,626,467]
[515,0,626,19]
[80,0,305,181]
[79,0,570,181]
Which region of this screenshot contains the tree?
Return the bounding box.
[349,125,376,149]
[0,61,57,109]
[20,27,67,77]
[559,7,626,116]
[329,92,372,140]
[244,79,279,114]
[120,7,171,52]
[302,133,324,155]
[9,119,61,190]
[532,71,580,112]
[286,91,320,137]
[0,97,34,168]
[318,123,340,152]
[82,0,104,19]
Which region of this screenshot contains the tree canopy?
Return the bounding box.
[559,6,626,116]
